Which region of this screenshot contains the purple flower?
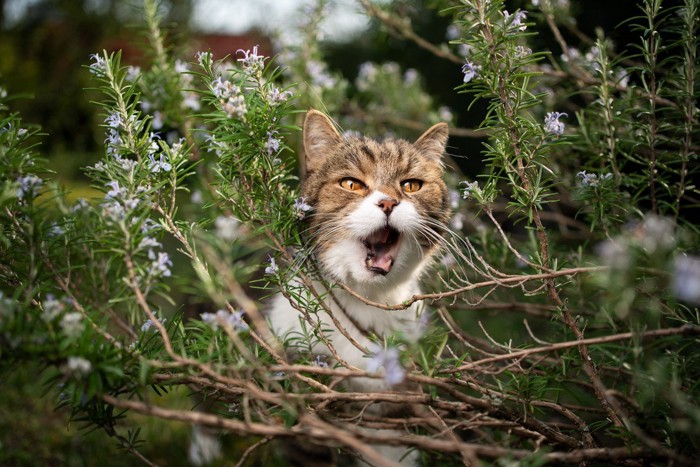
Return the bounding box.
[267,87,292,105]
[313,355,329,368]
[673,255,700,305]
[196,51,212,67]
[16,175,43,199]
[105,180,126,200]
[141,316,166,332]
[88,53,108,76]
[105,129,122,155]
[265,131,280,155]
[237,45,266,72]
[138,237,162,251]
[201,309,248,332]
[367,344,405,386]
[404,68,419,85]
[66,356,91,375]
[504,10,528,32]
[307,60,336,89]
[152,111,164,130]
[577,171,612,188]
[462,61,478,83]
[42,294,64,321]
[126,66,140,82]
[140,218,160,234]
[544,111,567,136]
[215,215,240,241]
[294,197,313,219]
[174,59,189,74]
[212,77,238,99]
[182,91,200,111]
[460,180,479,199]
[222,95,247,119]
[60,312,83,337]
[105,112,123,129]
[149,251,173,278]
[148,154,172,173]
[438,106,453,122]
[264,256,278,275]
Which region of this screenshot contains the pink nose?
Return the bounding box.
[378,198,398,215]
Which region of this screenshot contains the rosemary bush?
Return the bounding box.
[1,0,699,465]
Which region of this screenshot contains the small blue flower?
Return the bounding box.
[88,53,108,76]
[294,197,314,219]
[105,129,122,154]
[141,316,166,332]
[504,10,528,32]
[215,215,240,241]
[577,171,612,188]
[16,175,43,199]
[200,309,248,332]
[673,255,700,305]
[460,180,479,200]
[265,131,280,156]
[237,45,266,72]
[48,222,66,237]
[149,251,173,278]
[462,61,478,83]
[196,51,212,67]
[367,344,405,386]
[105,112,123,129]
[544,111,567,136]
[264,256,278,275]
[42,294,64,321]
[267,87,292,105]
[313,355,329,368]
[307,60,336,89]
[126,66,140,82]
[148,154,172,173]
[140,218,160,234]
[139,236,162,251]
[66,356,92,375]
[105,180,125,200]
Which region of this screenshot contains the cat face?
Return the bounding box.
[301,110,451,287]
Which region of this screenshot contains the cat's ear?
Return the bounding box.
[303,109,342,172]
[414,122,449,161]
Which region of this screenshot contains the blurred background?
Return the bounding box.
[1,0,652,178]
[0,0,675,465]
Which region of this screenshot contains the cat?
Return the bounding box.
[189,110,451,466]
[269,109,450,387]
[266,109,451,464]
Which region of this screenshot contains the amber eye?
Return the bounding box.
[401,179,423,193]
[339,177,367,192]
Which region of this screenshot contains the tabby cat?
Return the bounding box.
[190,110,451,466]
[267,110,451,465]
[269,109,450,379]
[269,109,450,391]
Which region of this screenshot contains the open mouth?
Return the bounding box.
[362,226,401,275]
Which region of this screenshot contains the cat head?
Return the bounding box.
[301,109,451,288]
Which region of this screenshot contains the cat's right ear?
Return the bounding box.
[303,109,342,173]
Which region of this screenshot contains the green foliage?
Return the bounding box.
[1,0,700,464]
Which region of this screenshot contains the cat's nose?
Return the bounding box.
[377,198,398,215]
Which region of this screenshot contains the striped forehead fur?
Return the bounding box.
[302,132,451,236]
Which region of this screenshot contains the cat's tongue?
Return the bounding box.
[364,227,401,275]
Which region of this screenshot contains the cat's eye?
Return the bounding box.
[401,179,423,193]
[339,177,367,192]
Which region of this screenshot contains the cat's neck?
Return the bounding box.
[340,276,420,306]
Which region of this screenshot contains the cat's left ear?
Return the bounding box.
[303,109,342,173]
[414,122,449,161]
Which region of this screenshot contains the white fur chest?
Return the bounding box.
[266,278,424,374]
